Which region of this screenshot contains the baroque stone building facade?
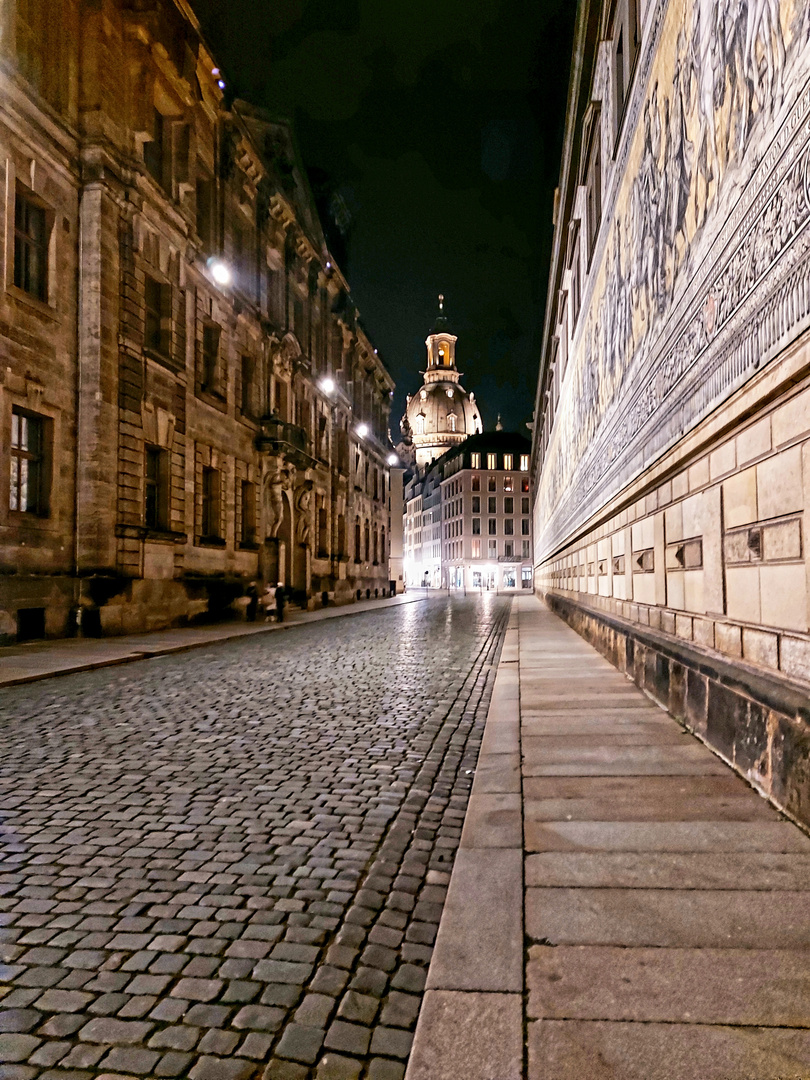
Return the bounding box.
[0,0,394,642]
[534,0,810,825]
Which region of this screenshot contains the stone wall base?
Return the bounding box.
[540,590,810,833]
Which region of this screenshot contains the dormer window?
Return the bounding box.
[415,412,426,435]
[581,104,602,262]
[567,220,581,326]
[610,0,640,142]
[447,413,457,432]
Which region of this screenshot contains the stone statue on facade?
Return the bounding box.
[263,467,291,538]
[295,480,314,544]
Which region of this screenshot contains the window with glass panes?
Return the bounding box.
[144,275,171,356]
[241,480,256,546]
[201,324,221,392]
[201,466,221,538]
[10,409,48,515]
[14,189,49,302]
[144,446,170,530]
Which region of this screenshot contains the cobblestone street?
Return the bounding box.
[0,595,510,1080]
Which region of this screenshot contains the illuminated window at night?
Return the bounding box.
[471,453,481,469]
[503,454,513,470]
[414,412,425,435]
[487,453,497,470]
[520,455,529,471]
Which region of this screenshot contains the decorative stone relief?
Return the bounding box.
[539,0,810,561]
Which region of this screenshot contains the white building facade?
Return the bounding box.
[404,432,533,592]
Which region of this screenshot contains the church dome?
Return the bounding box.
[401,296,483,468]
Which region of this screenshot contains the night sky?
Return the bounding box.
[192,0,576,437]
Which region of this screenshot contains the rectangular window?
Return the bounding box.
[196,173,214,249]
[488,496,497,514]
[144,446,169,530]
[14,188,49,302]
[585,110,602,258]
[488,518,497,536]
[488,539,497,557]
[522,565,532,586]
[201,323,221,392]
[144,275,172,357]
[472,496,480,514]
[504,542,514,558]
[241,355,255,417]
[488,475,496,492]
[522,476,530,493]
[201,466,221,539]
[487,453,497,470]
[472,518,481,535]
[9,409,49,516]
[472,539,481,559]
[471,452,481,469]
[144,109,166,186]
[522,540,531,559]
[520,454,529,471]
[522,497,530,514]
[521,518,530,535]
[472,475,480,492]
[240,479,256,547]
[504,519,514,536]
[503,476,513,492]
[503,454,513,470]
[504,497,514,514]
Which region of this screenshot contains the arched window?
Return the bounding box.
[381,526,386,562]
[414,412,426,435]
[364,520,370,562]
[447,413,457,432]
[354,516,361,563]
[373,527,378,565]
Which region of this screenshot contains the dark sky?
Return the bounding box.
[192,0,575,437]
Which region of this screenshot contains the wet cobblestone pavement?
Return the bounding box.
[0,594,509,1080]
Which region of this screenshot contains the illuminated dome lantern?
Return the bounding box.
[403,295,483,468]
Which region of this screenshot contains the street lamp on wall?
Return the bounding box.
[207,257,232,287]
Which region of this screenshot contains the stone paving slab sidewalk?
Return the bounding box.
[406,594,810,1080]
[0,594,426,688]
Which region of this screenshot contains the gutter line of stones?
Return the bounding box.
[405,597,525,1080]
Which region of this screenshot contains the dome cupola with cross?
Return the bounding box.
[402,295,483,468]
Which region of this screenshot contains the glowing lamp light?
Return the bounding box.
[357,423,369,439]
[326,261,332,270]
[212,67,220,75]
[387,453,398,466]
[319,377,335,395]
[208,258,232,287]
[218,80,226,89]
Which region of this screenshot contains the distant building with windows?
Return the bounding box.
[404,432,533,592]
[0,0,394,643]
